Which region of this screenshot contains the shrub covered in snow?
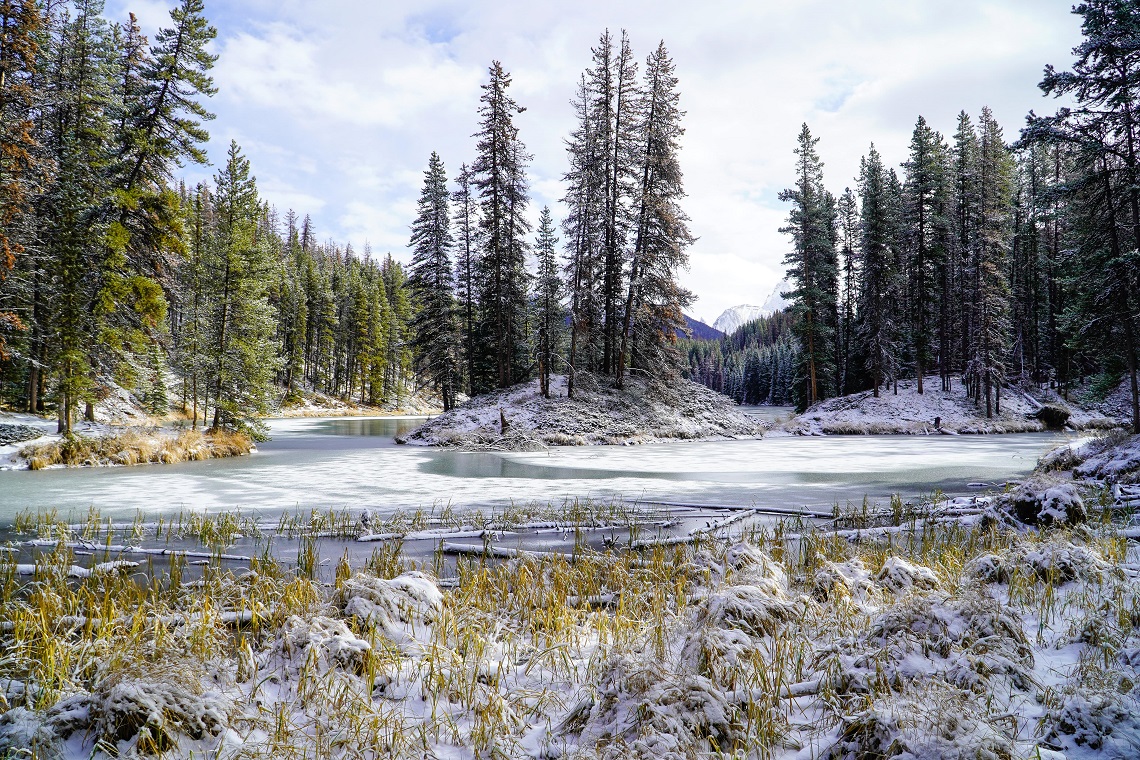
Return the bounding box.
[5,671,234,757]
[336,570,443,648]
[554,651,751,760]
[874,556,941,594]
[267,615,373,676]
[1005,475,1087,525]
[813,558,875,604]
[1041,687,1140,755]
[824,680,1018,760]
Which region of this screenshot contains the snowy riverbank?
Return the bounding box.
[781,378,1119,435]
[273,387,443,418]
[397,374,764,449]
[0,496,1137,758]
[0,413,253,471]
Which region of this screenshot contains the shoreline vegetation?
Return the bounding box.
[777,376,1126,437]
[1,370,1131,470]
[0,434,1138,758]
[0,383,442,470]
[18,428,254,470]
[396,373,1131,451]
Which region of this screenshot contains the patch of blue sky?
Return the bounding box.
[737,186,784,208]
[407,10,463,45]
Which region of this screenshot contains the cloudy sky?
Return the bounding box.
[108,0,1082,325]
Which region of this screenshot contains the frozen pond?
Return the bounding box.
[0,416,1068,524]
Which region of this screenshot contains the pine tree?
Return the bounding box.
[451,161,480,395]
[471,61,531,390]
[778,124,838,407]
[533,206,564,397]
[408,151,460,411]
[98,0,215,418]
[0,0,41,359]
[857,144,899,396]
[206,141,279,433]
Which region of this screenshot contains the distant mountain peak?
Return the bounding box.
[682,314,723,341]
[712,279,791,336]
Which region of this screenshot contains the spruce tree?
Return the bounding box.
[41,0,118,432]
[951,111,980,382]
[451,161,480,395]
[533,206,564,398]
[589,30,639,375]
[837,187,859,395]
[408,151,460,411]
[967,107,1014,418]
[778,123,838,407]
[562,72,604,396]
[206,141,279,433]
[471,61,531,390]
[381,254,412,404]
[902,116,948,394]
[0,0,41,359]
[1024,0,1140,431]
[857,144,899,396]
[616,41,693,388]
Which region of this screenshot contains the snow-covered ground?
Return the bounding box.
[0,412,116,470]
[274,387,444,418]
[1,497,1137,759]
[1038,430,1140,486]
[783,378,1118,435]
[398,374,764,449]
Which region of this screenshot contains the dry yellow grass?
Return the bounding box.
[1,501,1136,758]
[20,428,254,469]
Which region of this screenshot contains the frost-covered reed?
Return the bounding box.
[0,498,1137,759]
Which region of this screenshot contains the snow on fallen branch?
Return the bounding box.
[24,539,251,562]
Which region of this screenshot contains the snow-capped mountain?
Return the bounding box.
[712,278,791,335]
[760,277,791,314]
[711,305,767,335]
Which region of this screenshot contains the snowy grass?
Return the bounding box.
[0,500,1138,759]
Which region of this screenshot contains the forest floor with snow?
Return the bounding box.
[273,386,443,418]
[782,377,1122,436]
[397,373,763,449]
[0,459,1138,760]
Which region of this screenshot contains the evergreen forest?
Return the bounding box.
[5,0,1140,436]
[687,2,1140,434]
[0,2,694,431]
